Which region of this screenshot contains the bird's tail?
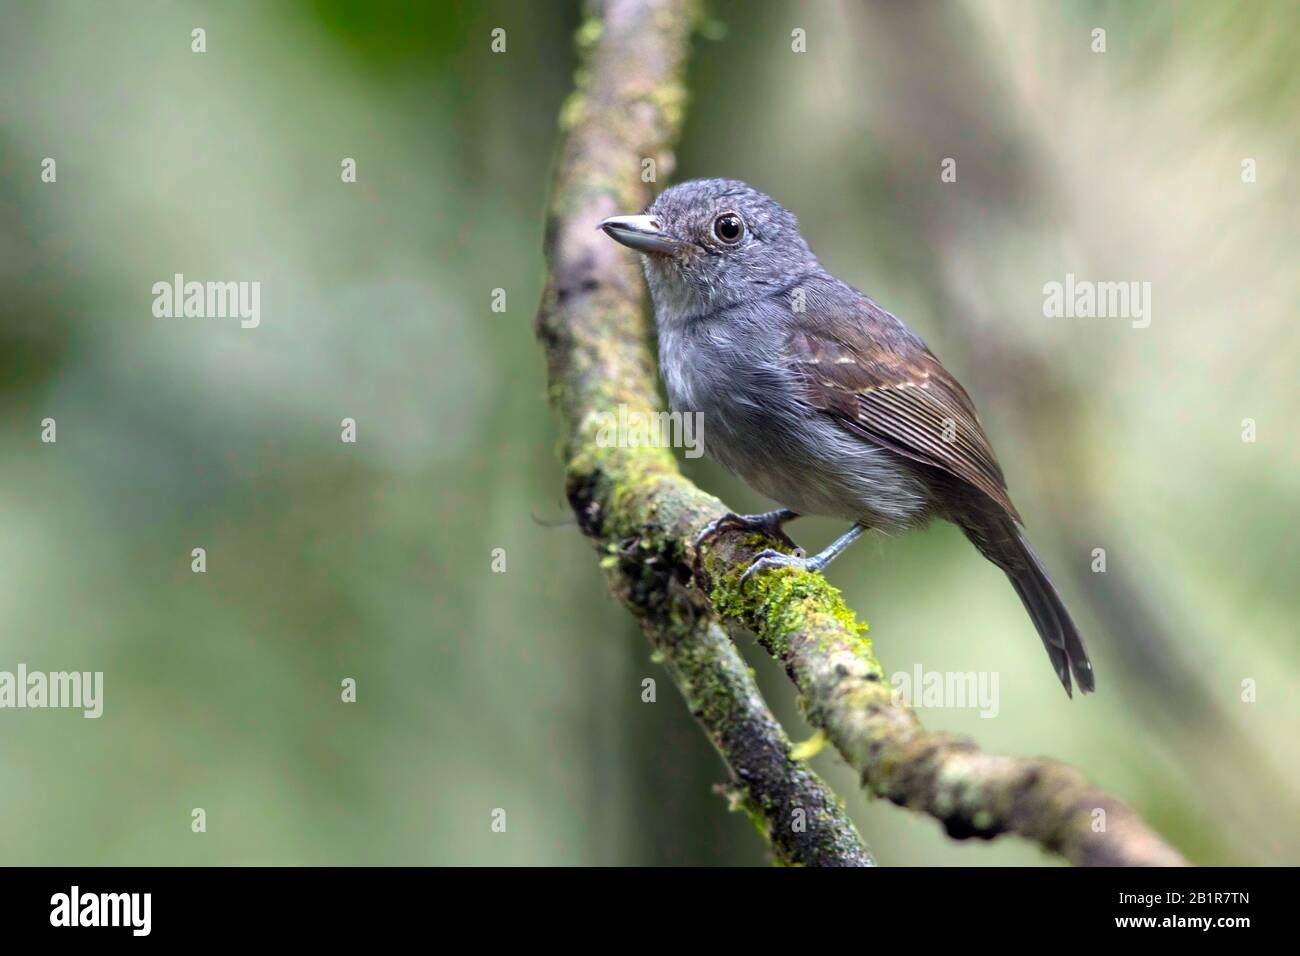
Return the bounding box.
[962,518,1094,697]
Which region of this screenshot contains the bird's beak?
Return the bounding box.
[598,215,684,256]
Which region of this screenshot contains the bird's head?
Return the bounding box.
[599,178,818,322]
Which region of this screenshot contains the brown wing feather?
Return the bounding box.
[789,322,1021,522]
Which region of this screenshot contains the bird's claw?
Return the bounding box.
[740,547,812,584]
[693,509,798,554]
[693,510,801,582]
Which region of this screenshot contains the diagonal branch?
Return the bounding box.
[535,0,1186,867]
[535,0,871,867]
[635,613,874,866]
[699,541,1186,866]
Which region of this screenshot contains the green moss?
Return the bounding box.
[711,558,872,657]
[574,17,603,50]
[790,729,828,761]
[647,81,689,130]
[558,90,586,132]
[558,17,602,129]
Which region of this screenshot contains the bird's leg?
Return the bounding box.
[741,524,867,583]
[694,508,801,555]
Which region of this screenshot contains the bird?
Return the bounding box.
[599,178,1093,696]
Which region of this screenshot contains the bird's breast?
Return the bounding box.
[657,313,932,528]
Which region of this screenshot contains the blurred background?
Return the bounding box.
[0,0,1296,865]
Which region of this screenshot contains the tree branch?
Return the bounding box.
[535,0,1185,867]
[535,0,871,867]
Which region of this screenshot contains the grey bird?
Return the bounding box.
[599,178,1094,696]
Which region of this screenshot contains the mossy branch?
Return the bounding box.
[535,0,871,867]
[699,542,1186,866]
[535,0,1185,867]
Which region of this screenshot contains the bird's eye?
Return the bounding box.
[713,213,744,244]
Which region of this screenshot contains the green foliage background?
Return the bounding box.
[0,0,1295,865]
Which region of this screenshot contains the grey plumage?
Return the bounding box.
[600,179,1094,696]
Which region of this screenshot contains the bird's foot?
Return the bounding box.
[692,509,802,580]
[694,509,800,555]
[739,548,822,584]
[740,524,867,585]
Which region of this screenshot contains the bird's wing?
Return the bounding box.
[787,307,1020,522]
